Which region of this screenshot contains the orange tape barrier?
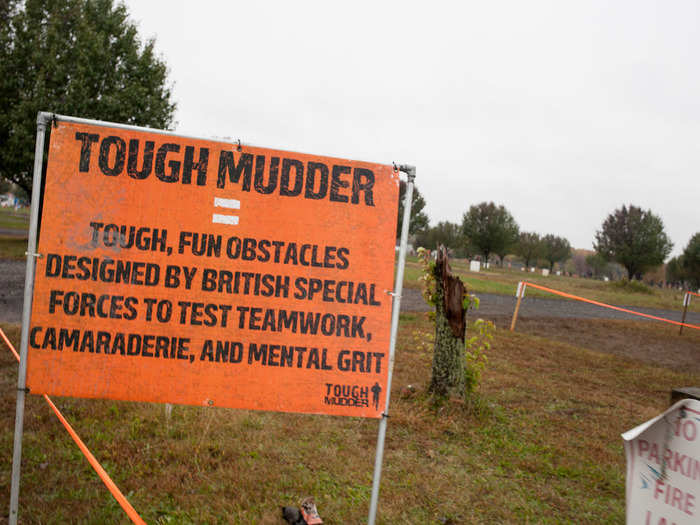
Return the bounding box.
[522,282,700,331]
[0,329,20,361]
[688,291,700,298]
[1,327,146,525]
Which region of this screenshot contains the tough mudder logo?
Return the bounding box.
[324,382,381,409]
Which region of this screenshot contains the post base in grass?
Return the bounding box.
[670,387,700,405]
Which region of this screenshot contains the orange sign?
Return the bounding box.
[26,120,399,418]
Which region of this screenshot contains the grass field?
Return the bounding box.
[0,207,29,232]
[403,256,699,313]
[0,207,29,260]
[1,317,698,524]
[0,237,28,259]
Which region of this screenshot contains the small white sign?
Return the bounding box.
[622,399,700,525]
[530,267,536,273]
[212,196,241,225]
[469,260,480,272]
[542,269,549,276]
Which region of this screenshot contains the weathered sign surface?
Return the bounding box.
[26,120,399,417]
[622,399,700,524]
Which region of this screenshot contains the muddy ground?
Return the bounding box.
[493,315,700,375]
[400,288,700,375]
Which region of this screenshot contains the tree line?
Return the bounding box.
[0,0,176,197]
[402,186,700,289]
[411,200,572,271]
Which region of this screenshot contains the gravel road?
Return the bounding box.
[400,287,700,325]
[0,260,28,324]
[1,259,698,326]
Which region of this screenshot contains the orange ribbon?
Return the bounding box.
[1,327,146,524]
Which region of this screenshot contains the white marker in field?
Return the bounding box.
[212,197,240,225]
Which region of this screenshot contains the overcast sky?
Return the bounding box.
[124,0,699,257]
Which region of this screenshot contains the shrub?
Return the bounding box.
[608,279,654,295]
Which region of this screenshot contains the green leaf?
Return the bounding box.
[0,0,177,196]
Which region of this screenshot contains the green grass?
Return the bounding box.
[607,279,654,294]
[0,236,28,259]
[0,207,29,231]
[1,317,698,523]
[0,207,29,259]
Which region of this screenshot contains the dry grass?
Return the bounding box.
[1,316,698,524]
[0,237,28,260]
[503,315,700,374]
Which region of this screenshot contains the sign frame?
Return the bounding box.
[9,112,414,524]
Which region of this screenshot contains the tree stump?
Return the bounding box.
[429,246,468,398]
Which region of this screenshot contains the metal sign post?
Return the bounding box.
[367,164,415,525]
[9,111,51,524]
[510,281,526,331]
[680,292,690,335]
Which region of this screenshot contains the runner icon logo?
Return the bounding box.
[323,383,369,408]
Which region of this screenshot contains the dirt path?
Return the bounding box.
[492,315,700,374]
[400,287,700,375]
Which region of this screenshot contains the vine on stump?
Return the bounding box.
[418,245,493,399]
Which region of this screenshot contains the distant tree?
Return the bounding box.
[585,253,608,279]
[0,177,28,200]
[681,233,700,289]
[0,177,11,195]
[0,0,177,197]
[594,205,673,280]
[514,231,542,269]
[396,181,429,238]
[415,221,463,253]
[461,202,519,265]
[541,234,572,271]
[666,257,685,286]
[571,250,590,276]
